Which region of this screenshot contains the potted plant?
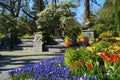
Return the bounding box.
[77,33,86,43]
[64,36,73,47]
[89,38,94,45]
[99,31,113,41]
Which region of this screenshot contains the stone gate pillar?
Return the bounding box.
[33,32,43,52]
[6,33,11,50]
[81,29,94,40]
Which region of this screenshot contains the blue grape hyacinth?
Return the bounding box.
[8,55,72,80]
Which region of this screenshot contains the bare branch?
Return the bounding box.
[16,0,22,17]
[0,2,10,11]
[45,0,48,5]
[22,9,37,20]
[1,13,16,25]
[91,0,101,6]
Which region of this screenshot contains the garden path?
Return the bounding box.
[0,50,64,80]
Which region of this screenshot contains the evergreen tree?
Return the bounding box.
[92,0,120,36]
[32,0,45,12]
[113,0,120,37]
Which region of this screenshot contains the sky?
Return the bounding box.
[73,0,105,23]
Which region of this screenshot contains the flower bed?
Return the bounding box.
[64,40,120,80]
[9,55,71,80]
[9,35,120,80]
[9,55,96,80]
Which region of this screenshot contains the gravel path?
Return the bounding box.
[0,50,64,80]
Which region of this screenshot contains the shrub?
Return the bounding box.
[19,34,34,38]
[36,1,79,37]
[38,31,53,44]
[0,33,5,38]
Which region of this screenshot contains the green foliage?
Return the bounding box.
[36,1,79,36]
[92,40,111,52]
[92,0,120,37]
[38,31,53,44]
[98,31,113,41]
[19,34,34,38]
[64,47,105,78]
[77,33,85,39]
[64,40,120,79]
[0,13,16,34]
[32,0,45,11]
[65,24,82,37]
[113,0,120,37]
[17,17,38,37]
[10,73,33,80]
[0,33,5,38]
[64,47,87,75]
[92,8,115,37]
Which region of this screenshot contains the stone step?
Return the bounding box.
[44,44,65,48]
[44,44,66,52]
[16,41,33,44]
[48,47,66,53]
[15,44,33,47]
[54,38,64,42]
[13,46,33,50]
[19,38,34,42]
[47,38,64,45]
[15,38,34,44]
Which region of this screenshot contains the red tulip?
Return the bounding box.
[103,55,111,62]
[87,63,92,69]
[111,54,118,62]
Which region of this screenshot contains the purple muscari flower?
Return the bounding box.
[8,55,72,80]
[8,70,16,76]
[73,75,77,80]
[90,76,95,80]
[56,77,63,80]
[77,75,80,80]
[65,78,69,80]
[82,76,87,80]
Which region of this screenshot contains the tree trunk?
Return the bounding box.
[16,0,21,17]
[84,0,90,21]
[52,0,57,5]
[45,0,48,5]
[39,0,43,11]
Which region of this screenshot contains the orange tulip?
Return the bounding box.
[113,42,118,45]
[64,43,68,47]
[109,34,112,36]
[76,39,80,42]
[89,41,94,45]
[64,40,69,43]
[71,63,76,67]
[79,38,86,42]
[78,62,83,67]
